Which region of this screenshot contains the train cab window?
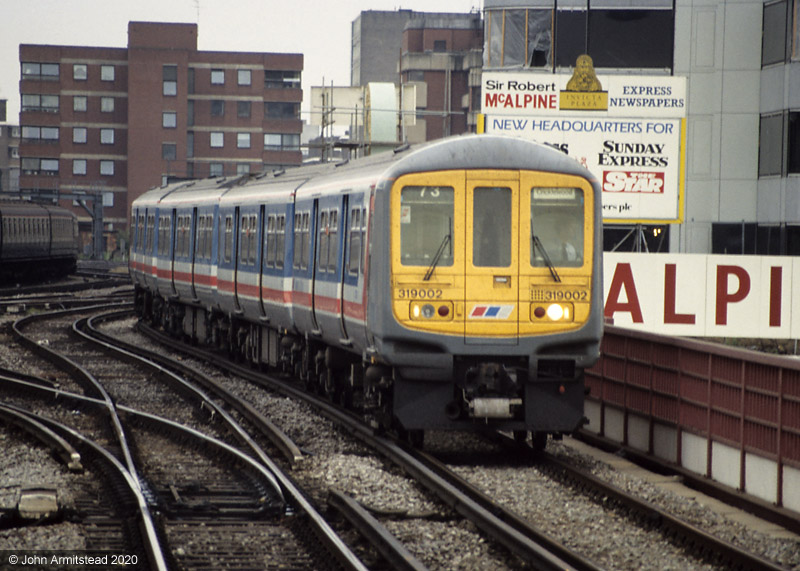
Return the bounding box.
[530,187,584,268]
[473,187,511,267]
[400,186,454,267]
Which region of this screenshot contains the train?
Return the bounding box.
[129,135,604,447]
[0,200,80,283]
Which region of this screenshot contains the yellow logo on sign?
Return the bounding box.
[560,55,608,111]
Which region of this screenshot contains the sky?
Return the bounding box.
[1,0,482,123]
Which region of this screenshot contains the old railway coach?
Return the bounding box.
[130,135,603,447]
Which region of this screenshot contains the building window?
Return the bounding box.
[237,101,251,118]
[211,69,225,85]
[21,62,59,80]
[237,163,250,175]
[101,97,114,112]
[763,0,789,66]
[73,159,87,176]
[237,69,252,86]
[484,5,673,70]
[73,96,87,112]
[100,128,114,145]
[163,65,178,96]
[237,133,251,149]
[264,70,301,89]
[101,65,115,81]
[264,133,300,151]
[187,132,194,158]
[759,113,784,177]
[73,127,87,144]
[22,94,59,113]
[100,160,114,176]
[22,126,59,142]
[162,143,177,161]
[210,163,224,177]
[22,158,60,175]
[265,101,299,119]
[210,132,224,148]
[73,64,87,80]
[433,40,447,52]
[211,100,225,117]
[163,111,177,128]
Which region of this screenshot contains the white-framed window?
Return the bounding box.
[236,163,250,175]
[162,111,177,128]
[40,158,59,174]
[211,69,225,85]
[73,96,87,112]
[101,65,115,81]
[100,160,114,176]
[237,133,251,149]
[100,128,114,144]
[237,69,252,86]
[210,132,224,148]
[72,159,87,175]
[103,191,114,207]
[73,64,87,80]
[73,127,87,144]
[101,97,114,112]
[209,163,223,177]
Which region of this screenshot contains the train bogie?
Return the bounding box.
[131,135,603,445]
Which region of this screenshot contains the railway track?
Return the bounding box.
[132,316,800,570]
[1,291,798,570]
[0,303,368,570]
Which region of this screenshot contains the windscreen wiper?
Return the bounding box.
[532,235,561,283]
[423,233,451,281]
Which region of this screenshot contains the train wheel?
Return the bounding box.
[531,432,547,452]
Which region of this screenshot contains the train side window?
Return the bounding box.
[223,215,233,264]
[361,208,367,275]
[265,215,276,268]
[276,215,285,269]
[206,216,213,260]
[293,214,303,269]
[301,212,310,270]
[239,214,249,265]
[347,208,361,275]
[473,187,511,267]
[246,215,256,265]
[328,210,338,272]
[318,211,329,272]
[530,187,584,268]
[146,214,155,252]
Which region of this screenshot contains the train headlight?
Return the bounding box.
[531,303,574,322]
[410,301,453,321]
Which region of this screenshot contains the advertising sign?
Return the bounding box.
[604,253,799,339]
[481,60,687,224]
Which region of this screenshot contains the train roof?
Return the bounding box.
[133,135,597,210]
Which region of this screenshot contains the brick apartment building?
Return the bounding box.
[19,21,303,251]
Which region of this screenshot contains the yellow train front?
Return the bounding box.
[366,136,603,444]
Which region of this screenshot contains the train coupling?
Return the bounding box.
[468,397,523,419]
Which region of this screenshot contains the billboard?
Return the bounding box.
[604,253,800,339]
[481,64,687,224]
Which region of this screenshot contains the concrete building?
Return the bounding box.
[481,0,800,256]
[18,21,303,251]
[0,123,20,195]
[351,10,482,145]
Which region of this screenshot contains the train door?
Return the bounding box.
[169,209,178,297]
[233,206,242,313]
[464,171,520,343]
[190,207,198,300]
[337,195,350,342]
[310,199,322,333]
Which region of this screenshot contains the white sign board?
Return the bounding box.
[481,72,687,224]
[603,253,798,339]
